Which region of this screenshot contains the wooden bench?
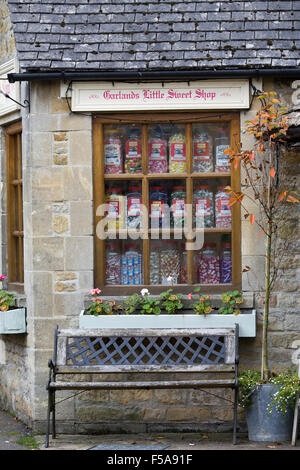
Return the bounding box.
[46,325,239,447]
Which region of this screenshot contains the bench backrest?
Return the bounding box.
[52,326,239,374]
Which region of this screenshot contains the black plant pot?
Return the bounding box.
[246,384,294,442]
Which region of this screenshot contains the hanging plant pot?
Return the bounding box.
[0,307,27,334]
[246,384,294,442]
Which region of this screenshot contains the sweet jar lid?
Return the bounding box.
[108,187,122,193]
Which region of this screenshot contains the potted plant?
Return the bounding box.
[226,91,299,441]
[0,275,26,334]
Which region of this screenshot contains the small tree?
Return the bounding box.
[225,91,299,381]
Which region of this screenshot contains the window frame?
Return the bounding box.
[93,111,241,295]
[5,121,24,292]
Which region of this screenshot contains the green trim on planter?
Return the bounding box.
[0,307,27,334]
[79,309,256,337]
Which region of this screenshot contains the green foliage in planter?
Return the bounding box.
[239,369,300,414]
[219,290,244,315]
[124,290,161,315]
[124,293,141,315]
[0,275,15,311]
[159,289,183,315]
[189,287,213,316]
[86,289,122,316]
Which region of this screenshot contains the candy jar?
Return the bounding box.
[150,242,161,284]
[160,242,180,285]
[215,127,230,173]
[215,187,231,228]
[106,187,126,230]
[198,243,220,284]
[170,186,186,229]
[148,126,168,173]
[180,243,188,284]
[124,127,142,174]
[105,244,121,285]
[192,129,213,172]
[169,128,186,173]
[122,244,143,285]
[149,186,168,229]
[193,185,214,228]
[104,128,123,174]
[221,242,232,284]
[126,186,142,229]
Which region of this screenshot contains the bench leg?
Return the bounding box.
[45,389,52,448]
[233,386,238,445]
[52,390,56,439]
[291,392,299,446]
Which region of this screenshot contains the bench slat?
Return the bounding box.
[57,327,236,337]
[55,364,235,374]
[49,379,235,390]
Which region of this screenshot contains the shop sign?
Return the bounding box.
[0,59,20,117]
[71,79,249,112]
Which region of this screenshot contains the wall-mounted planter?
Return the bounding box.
[79,309,256,337]
[0,307,27,334]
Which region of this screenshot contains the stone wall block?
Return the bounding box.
[32,237,64,271]
[32,168,64,202]
[166,407,211,422]
[64,167,93,201]
[70,201,93,236]
[65,236,93,271]
[52,214,69,234]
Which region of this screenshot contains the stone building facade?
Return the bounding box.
[0,0,299,434]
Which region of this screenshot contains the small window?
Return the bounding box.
[93,112,241,294]
[5,121,24,289]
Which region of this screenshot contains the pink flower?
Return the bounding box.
[90,288,101,296]
[188,293,193,300]
[0,275,6,281]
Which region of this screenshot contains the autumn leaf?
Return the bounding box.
[258,230,264,238]
[249,151,255,161]
[242,266,251,273]
[270,168,276,178]
[250,214,255,225]
[286,195,299,203]
[228,197,238,207]
[278,191,287,202]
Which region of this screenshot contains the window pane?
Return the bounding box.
[149,179,186,230]
[193,178,231,229]
[148,124,186,174]
[104,124,142,175]
[150,239,187,285]
[104,181,143,231]
[106,240,143,285]
[192,123,230,173]
[194,234,232,284]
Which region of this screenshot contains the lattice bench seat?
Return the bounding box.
[46,326,239,447]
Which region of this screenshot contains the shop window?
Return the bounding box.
[93,112,241,294]
[5,121,24,289]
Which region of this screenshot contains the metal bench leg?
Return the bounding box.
[233,386,238,445]
[45,389,52,448]
[291,392,299,446]
[52,390,56,439]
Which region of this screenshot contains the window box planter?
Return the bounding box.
[0,307,27,334]
[79,309,256,337]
